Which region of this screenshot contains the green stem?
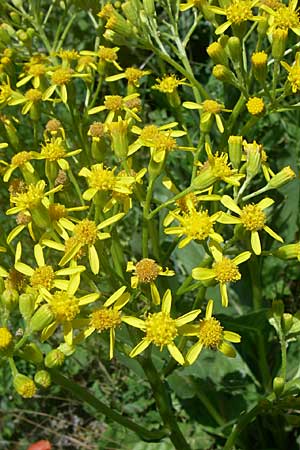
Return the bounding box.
[140,357,192,450]
[50,369,167,442]
[147,186,194,220]
[67,168,85,206]
[190,378,225,426]
[142,179,155,258]
[55,13,77,52]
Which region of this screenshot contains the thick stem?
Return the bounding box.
[50,369,167,442]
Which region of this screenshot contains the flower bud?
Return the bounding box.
[122,0,140,24]
[19,343,43,364]
[267,166,296,189]
[212,64,237,85]
[143,0,155,16]
[14,373,36,398]
[191,165,218,190]
[19,292,36,322]
[1,289,19,311]
[244,140,261,179]
[44,349,65,368]
[272,299,284,318]
[0,327,13,350]
[282,313,293,333]
[273,242,300,261]
[34,370,51,388]
[228,135,242,169]
[29,305,54,332]
[207,42,228,66]
[252,51,268,83]
[273,376,285,397]
[227,36,242,65]
[272,29,288,60]
[246,97,265,116]
[107,119,128,160]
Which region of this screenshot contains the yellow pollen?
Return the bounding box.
[135,258,160,283]
[98,46,118,61]
[104,95,123,111]
[246,97,265,115]
[49,203,67,221]
[58,49,79,60]
[261,0,282,8]
[11,184,44,210]
[45,119,62,132]
[240,204,266,231]
[73,219,98,245]
[152,133,176,151]
[251,51,268,67]
[89,122,105,138]
[16,211,31,225]
[1,56,10,65]
[15,378,36,398]
[30,265,55,289]
[0,327,13,349]
[124,97,141,111]
[225,0,254,24]
[198,317,223,349]
[41,138,66,161]
[28,63,46,77]
[25,89,42,102]
[153,75,182,93]
[91,308,122,331]
[140,125,160,141]
[125,67,146,84]
[209,153,234,178]
[5,268,27,292]
[182,210,214,241]
[88,164,116,191]
[272,5,300,30]
[78,55,94,66]
[213,258,241,283]
[176,193,198,213]
[11,151,32,167]
[51,67,73,85]
[145,312,177,347]
[50,291,80,322]
[202,99,223,114]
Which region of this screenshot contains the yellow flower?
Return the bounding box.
[46,202,88,240]
[2,150,35,182]
[246,97,265,115]
[127,258,175,304]
[123,289,201,365]
[44,214,125,275]
[184,300,241,365]
[0,327,13,350]
[83,286,130,359]
[88,93,141,122]
[39,278,100,345]
[17,57,49,88]
[262,0,300,36]
[106,67,150,87]
[192,243,251,307]
[219,195,283,255]
[80,46,122,70]
[32,137,81,170]
[128,123,188,163]
[8,88,43,115]
[0,78,13,104]
[14,241,85,293]
[209,0,264,35]
[79,163,136,202]
[180,0,206,12]
[43,66,90,103]
[165,208,223,248]
[152,74,188,93]
[183,99,231,133]
[281,53,300,93]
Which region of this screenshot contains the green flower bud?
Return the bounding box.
[44,349,65,368]
[227,36,242,65]
[228,135,242,169]
[30,304,54,332]
[212,64,237,85]
[273,376,285,397]
[282,313,293,334]
[143,0,155,16]
[1,289,19,311]
[34,370,51,388]
[13,373,36,398]
[16,30,28,43]
[19,292,36,322]
[272,299,284,318]
[19,343,43,364]
[272,29,288,60]
[207,41,228,66]
[192,166,218,190]
[267,166,296,189]
[273,242,300,261]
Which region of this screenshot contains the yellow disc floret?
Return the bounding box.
[176,193,198,213]
[30,265,55,289]
[0,327,13,349]
[14,374,36,398]
[153,75,183,93]
[104,95,123,111]
[51,67,73,85]
[125,67,146,85]
[145,312,177,348]
[225,0,254,24]
[246,97,265,115]
[198,317,223,349]
[50,291,80,322]
[240,204,266,231]
[25,89,42,102]
[271,4,300,31]
[251,51,268,68]
[88,164,116,190]
[213,258,241,283]
[11,184,44,210]
[73,219,98,245]
[183,210,214,241]
[287,66,300,93]
[202,99,223,114]
[98,46,118,61]
[41,138,66,161]
[135,258,160,283]
[11,151,32,167]
[91,308,122,331]
[49,203,67,221]
[28,63,46,77]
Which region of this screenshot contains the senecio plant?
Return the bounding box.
[0,0,300,448]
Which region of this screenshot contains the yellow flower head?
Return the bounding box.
[282,53,300,93]
[0,327,13,349]
[185,300,241,364]
[266,1,300,35]
[209,0,263,34]
[152,74,187,93]
[106,67,150,86]
[246,97,265,115]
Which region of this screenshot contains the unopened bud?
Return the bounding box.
[272,29,288,60]
[30,304,54,332]
[34,370,51,388]
[107,119,128,160]
[207,42,228,66]
[273,242,300,261]
[19,343,43,364]
[0,327,13,350]
[19,292,36,322]
[228,135,242,169]
[227,36,242,65]
[267,166,296,189]
[282,313,293,333]
[1,289,19,310]
[244,140,261,179]
[273,376,285,397]
[192,166,218,190]
[246,97,265,116]
[44,349,65,368]
[212,64,237,85]
[252,51,268,83]
[272,299,284,318]
[143,0,155,16]
[14,373,36,398]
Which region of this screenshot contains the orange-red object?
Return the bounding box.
[27,440,52,450]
